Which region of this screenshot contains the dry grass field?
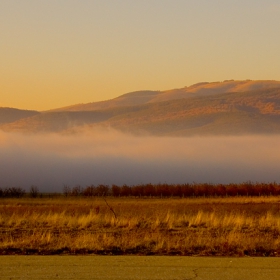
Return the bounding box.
[1,196,280,256]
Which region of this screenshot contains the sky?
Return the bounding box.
[1,0,280,110]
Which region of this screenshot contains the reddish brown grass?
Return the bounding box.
[0,196,280,256]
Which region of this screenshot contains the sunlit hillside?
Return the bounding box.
[49,80,280,112]
[1,81,280,136]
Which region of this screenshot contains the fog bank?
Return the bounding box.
[0,130,280,192]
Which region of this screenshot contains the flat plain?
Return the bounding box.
[1,196,280,256]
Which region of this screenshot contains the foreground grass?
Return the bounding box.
[1,196,280,256]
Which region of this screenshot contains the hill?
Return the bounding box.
[0,108,39,125]
[48,91,159,112]
[1,83,280,136]
[49,80,280,112]
[95,87,280,136]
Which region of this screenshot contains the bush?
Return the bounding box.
[2,187,25,198]
[71,185,83,196]
[30,185,39,198]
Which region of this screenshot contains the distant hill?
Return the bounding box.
[1,80,280,136]
[95,87,280,136]
[48,91,160,112]
[0,108,39,125]
[49,80,280,112]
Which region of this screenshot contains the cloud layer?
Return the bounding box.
[1,130,280,192]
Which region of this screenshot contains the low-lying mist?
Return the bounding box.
[0,129,280,192]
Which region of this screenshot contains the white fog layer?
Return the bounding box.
[0,130,280,192]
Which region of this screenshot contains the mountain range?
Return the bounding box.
[1,80,280,136]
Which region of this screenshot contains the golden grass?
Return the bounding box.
[1,196,280,255]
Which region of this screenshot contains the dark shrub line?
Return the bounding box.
[111,182,280,197]
[0,187,25,198]
[0,186,39,198]
[1,182,280,198]
[62,182,280,198]
[63,184,110,197]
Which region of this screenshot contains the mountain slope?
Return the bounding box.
[0,108,39,125]
[97,88,280,135]
[49,91,159,112]
[0,106,145,133]
[2,87,280,136]
[50,80,280,112]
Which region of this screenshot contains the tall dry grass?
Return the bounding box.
[0,196,280,255]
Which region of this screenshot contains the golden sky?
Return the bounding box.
[1,0,280,110]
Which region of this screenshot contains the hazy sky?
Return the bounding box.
[1,0,280,110]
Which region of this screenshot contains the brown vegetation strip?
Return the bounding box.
[2,182,280,199]
[1,197,280,256]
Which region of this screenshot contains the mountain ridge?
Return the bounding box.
[48,80,280,112]
[0,108,39,125]
[1,80,280,136]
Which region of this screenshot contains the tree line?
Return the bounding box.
[0,185,39,198]
[64,182,280,197]
[1,182,280,198]
[110,182,280,197]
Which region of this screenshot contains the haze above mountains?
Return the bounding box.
[2,80,280,136]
